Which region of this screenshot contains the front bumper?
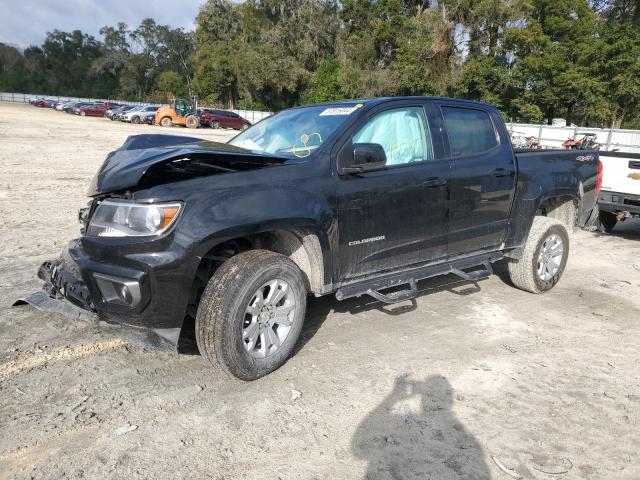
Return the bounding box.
[17,236,198,348]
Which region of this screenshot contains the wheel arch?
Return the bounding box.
[176,224,330,352]
[536,194,579,228]
[191,222,330,295]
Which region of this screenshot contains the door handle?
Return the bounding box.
[422,177,447,187]
[493,168,513,178]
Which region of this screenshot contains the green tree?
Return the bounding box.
[302,58,343,103]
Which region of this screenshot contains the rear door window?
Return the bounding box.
[441,107,497,157]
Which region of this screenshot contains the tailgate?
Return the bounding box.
[600,152,640,195]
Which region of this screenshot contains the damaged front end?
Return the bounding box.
[14,239,185,351]
[14,242,96,323]
[14,134,287,350]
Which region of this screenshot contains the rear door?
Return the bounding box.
[336,101,450,280]
[436,103,516,257]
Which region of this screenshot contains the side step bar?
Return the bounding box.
[335,252,502,304]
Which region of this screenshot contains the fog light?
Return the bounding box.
[93,273,141,307]
[117,284,133,304]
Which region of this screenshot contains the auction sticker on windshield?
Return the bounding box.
[319,104,363,116]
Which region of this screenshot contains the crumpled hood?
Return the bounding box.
[87,134,287,196]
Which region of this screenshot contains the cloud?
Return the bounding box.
[0,0,203,49]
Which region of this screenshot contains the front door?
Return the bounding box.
[337,104,450,280]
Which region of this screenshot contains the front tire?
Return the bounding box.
[185,114,199,129]
[196,250,307,380]
[210,121,220,129]
[507,216,569,294]
[597,211,617,233]
[160,116,172,127]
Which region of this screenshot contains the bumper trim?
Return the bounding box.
[13,291,97,323]
[13,292,181,351]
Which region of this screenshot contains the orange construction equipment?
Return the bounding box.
[155,98,199,128]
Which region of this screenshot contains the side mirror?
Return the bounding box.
[338,142,387,174]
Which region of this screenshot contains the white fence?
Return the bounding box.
[0,91,272,125]
[507,122,640,153]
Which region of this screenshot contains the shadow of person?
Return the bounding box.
[352,375,490,480]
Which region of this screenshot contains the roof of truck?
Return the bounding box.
[288,96,497,111]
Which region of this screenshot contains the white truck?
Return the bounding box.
[597,152,640,232]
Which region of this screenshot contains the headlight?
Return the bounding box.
[86,200,182,237]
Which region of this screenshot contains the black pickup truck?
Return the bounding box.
[19,97,601,380]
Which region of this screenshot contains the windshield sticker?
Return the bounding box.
[291,132,323,158]
[319,105,363,116]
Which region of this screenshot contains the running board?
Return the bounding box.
[335,252,502,304]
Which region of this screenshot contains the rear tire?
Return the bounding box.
[597,211,617,233]
[210,121,220,129]
[196,250,307,380]
[131,116,140,124]
[507,216,569,294]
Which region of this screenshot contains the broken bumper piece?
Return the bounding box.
[38,257,95,311]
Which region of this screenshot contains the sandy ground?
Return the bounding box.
[0,101,639,480]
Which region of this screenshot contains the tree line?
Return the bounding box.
[0,0,638,127]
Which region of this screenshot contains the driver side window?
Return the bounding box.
[352,107,433,166]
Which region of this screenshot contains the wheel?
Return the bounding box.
[185,114,199,129]
[210,121,220,129]
[131,116,140,124]
[110,114,117,121]
[80,111,86,117]
[196,250,307,380]
[160,116,172,127]
[240,124,249,131]
[507,216,569,294]
[597,211,617,233]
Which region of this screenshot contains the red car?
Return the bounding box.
[33,98,56,108]
[74,102,120,117]
[198,109,251,130]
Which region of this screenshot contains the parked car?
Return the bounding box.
[121,105,159,124]
[106,105,133,120]
[63,102,92,113]
[595,151,640,232]
[75,102,119,117]
[33,98,57,108]
[139,110,157,125]
[198,108,251,130]
[22,97,600,380]
[57,101,74,111]
[116,105,145,121]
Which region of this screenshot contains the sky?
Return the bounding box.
[0,0,205,49]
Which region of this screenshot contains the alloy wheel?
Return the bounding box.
[537,233,564,281]
[242,279,296,358]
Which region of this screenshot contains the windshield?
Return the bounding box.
[229,104,363,159]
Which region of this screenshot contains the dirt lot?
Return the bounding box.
[1,101,639,480]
